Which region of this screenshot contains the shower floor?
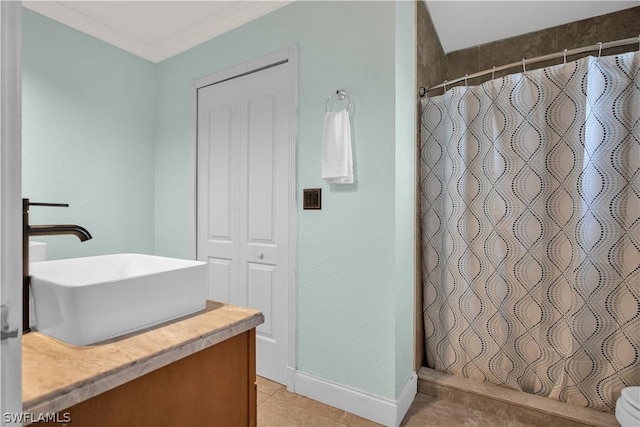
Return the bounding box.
[417,367,619,427]
[402,392,537,426]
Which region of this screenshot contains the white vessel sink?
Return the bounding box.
[30,253,207,346]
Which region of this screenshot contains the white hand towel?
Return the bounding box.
[322,109,353,184]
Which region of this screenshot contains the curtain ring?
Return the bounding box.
[563,49,568,65]
[492,66,496,80]
[522,58,526,73]
[443,80,448,92]
[597,42,603,57]
[464,74,468,87]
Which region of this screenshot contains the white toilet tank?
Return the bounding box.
[616,387,640,427]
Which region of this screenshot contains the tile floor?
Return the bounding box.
[256,376,380,426]
[256,376,532,427]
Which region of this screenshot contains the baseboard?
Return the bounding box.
[394,372,418,426]
[292,370,417,427]
[286,365,296,392]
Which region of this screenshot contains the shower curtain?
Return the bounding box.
[420,51,639,412]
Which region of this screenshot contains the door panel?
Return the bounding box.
[247,263,275,337]
[197,62,290,384]
[247,96,275,243]
[207,106,232,241]
[198,77,241,306]
[207,258,232,303]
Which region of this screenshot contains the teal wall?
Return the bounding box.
[394,0,417,397]
[22,0,416,401]
[22,9,157,260]
[155,0,407,399]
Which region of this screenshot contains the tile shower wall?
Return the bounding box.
[441,7,640,90]
[416,2,445,91]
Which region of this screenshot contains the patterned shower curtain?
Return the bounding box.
[420,51,640,412]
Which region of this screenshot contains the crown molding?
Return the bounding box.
[23,1,293,63]
[154,1,293,63]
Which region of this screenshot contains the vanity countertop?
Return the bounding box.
[23,301,263,415]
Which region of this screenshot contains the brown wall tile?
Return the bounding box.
[445,47,480,86]
[443,6,640,87]
[417,0,445,91]
[477,27,558,71]
[558,7,640,50]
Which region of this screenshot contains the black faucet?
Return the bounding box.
[22,198,92,334]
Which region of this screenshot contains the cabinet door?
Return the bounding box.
[41,330,257,427]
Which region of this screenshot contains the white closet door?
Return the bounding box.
[197,62,290,384]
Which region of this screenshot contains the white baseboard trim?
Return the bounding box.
[292,370,417,427]
[394,372,418,426]
[286,365,296,392]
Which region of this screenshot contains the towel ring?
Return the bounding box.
[325,89,351,112]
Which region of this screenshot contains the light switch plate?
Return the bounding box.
[303,188,322,210]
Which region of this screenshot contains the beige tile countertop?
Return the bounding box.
[23,301,263,416]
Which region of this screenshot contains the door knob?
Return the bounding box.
[257,252,264,259]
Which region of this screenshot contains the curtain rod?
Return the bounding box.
[420,35,640,95]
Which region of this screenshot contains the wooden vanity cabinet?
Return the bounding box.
[42,329,257,427]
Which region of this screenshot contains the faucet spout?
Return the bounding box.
[28,224,93,241]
